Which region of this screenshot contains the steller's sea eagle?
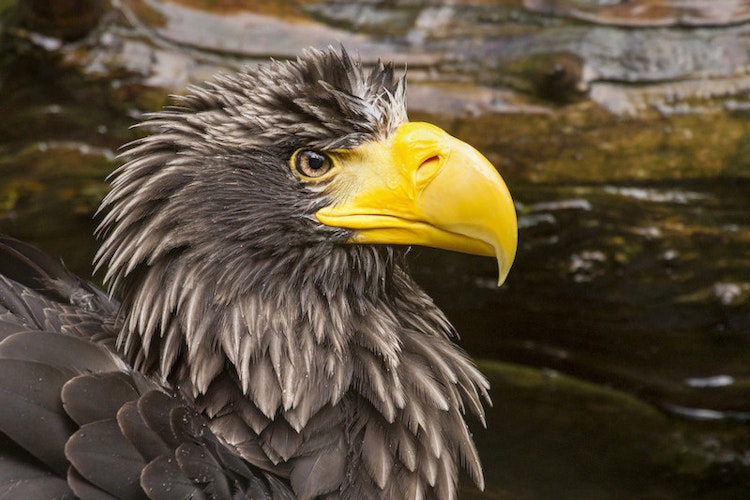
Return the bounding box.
[0,47,517,499]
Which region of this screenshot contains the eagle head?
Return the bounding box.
[94,47,517,498]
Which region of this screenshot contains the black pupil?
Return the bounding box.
[295,150,331,178]
[305,152,326,171]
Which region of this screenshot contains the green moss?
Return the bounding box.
[479,359,666,419]
[423,99,750,184]
[473,360,750,498]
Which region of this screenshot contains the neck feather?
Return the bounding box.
[115,243,489,496]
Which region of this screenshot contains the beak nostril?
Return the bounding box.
[415,154,443,187]
[421,155,440,167]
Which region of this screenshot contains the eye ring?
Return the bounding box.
[292,150,334,180]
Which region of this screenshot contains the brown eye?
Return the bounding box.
[294,150,333,179]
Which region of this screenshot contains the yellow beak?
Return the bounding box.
[315,122,518,285]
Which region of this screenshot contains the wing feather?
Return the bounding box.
[140,455,207,500]
[67,466,118,500]
[0,359,76,476]
[117,401,172,462]
[0,441,73,499]
[174,442,232,498]
[289,436,346,499]
[61,373,139,426]
[65,419,147,499]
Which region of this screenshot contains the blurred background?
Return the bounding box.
[1,0,749,498]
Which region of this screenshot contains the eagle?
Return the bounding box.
[0,47,517,499]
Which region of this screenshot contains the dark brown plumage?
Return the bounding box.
[0,47,517,499]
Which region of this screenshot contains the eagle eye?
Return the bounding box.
[292,150,334,179]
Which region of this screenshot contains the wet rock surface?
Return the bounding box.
[524,0,750,28]
[1,0,750,497]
